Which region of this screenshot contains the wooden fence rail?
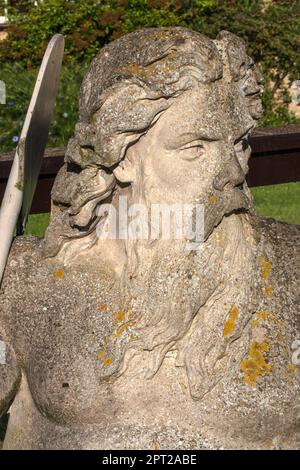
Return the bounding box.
[0,124,300,215]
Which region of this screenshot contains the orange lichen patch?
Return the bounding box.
[288,364,297,375]
[240,341,271,386]
[116,311,126,323]
[98,349,113,366]
[251,319,259,328]
[259,256,272,281]
[112,320,136,340]
[223,305,239,337]
[103,358,113,366]
[99,303,107,312]
[257,310,268,321]
[129,333,137,341]
[54,269,64,280]
[263,285,273,296]
[255,310,279,323]
[209,194,217,205]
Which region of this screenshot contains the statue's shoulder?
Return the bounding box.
[256,216,300,254]
[254,216,300,291]
[0,237,46,317]
[2,236,43,286]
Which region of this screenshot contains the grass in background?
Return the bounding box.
[251,182,300,225]
[25,213,50,237]
[24,183,299,238]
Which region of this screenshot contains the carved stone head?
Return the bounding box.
[45,27,263,259]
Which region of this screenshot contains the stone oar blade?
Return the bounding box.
[0,34,64,284]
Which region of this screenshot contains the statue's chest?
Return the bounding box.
[4,260,130,423]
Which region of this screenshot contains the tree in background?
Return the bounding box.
[0,0,299,151]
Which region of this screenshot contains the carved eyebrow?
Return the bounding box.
[168,132,219,150]
[179,139,204,150]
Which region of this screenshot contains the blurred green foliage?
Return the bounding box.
[0,0,299,152]
[0,61,88,151]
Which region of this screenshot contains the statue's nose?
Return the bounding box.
[213,147,245,191]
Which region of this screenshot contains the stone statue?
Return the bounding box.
[0,27,299,450]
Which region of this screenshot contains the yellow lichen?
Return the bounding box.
[116,311,126,323]
[209,194,217,205]
[263,285,273,296]
[98,350,113,366]
[240,341,271,386]
[103,358,113,366]
[251,319,259,328]
[264,439,273,447]
[112,320,136,340]
[259,256,272,281]
[129,333,137,341]
[257,310,268,321]
[255,310,280,323]
[54,269,64,280]
[103,335,109,345]
[288,364,297,375]
[223,305,239,337]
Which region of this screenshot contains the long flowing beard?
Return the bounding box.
[119,211,258,401]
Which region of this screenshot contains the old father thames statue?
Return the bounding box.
[0,27,299,449]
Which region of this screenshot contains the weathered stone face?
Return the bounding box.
[0,27,299,450]
[45,27,263,259]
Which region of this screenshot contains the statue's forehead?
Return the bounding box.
[157,84,254,146]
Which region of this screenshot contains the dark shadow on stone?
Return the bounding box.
[0,413,9,448]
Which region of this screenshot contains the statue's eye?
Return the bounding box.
[179,142,205,161]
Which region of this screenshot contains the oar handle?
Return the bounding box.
[0,149,23,284]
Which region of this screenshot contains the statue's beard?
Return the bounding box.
[113,181,258,400]
[116,181,247,391]
[120,175,252,284]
